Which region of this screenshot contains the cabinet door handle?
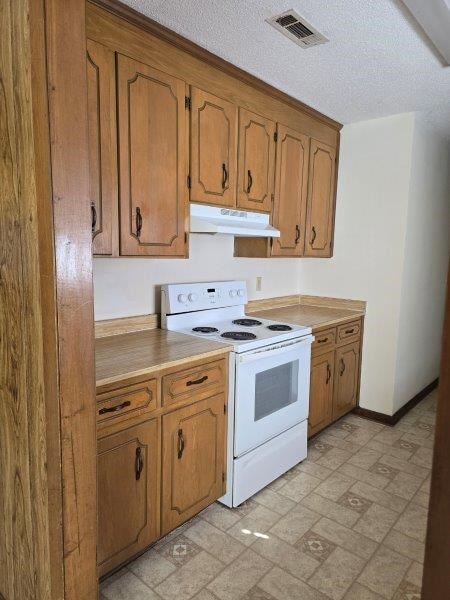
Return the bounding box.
[135,447,144,481]
[177,428,185,459]
[295,225,301,244]
[345,328,355,334]
[326,363,331,384]
[317,337,328,344]
[246,169,253,194]
[340,358,346,376]
[98,400,131,415]
[91,202,97,233]
[136,206,143,238]
[222,163,228,189]
[186,375,208,387]
[310,226,317,245]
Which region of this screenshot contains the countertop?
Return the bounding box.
[95,329,230,390]
[252,304,364,332]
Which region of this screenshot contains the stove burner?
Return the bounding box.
[221,331,257,341]
[232,318,262,327]
[267,324,293,331]
[192,326,219,333]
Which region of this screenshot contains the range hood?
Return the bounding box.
[190,203,280,238]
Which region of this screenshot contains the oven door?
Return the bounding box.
[234,335,313,457]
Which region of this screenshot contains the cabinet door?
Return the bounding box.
[162,395,226,535]
[237,108,275,212]
[117,54,187,256]
[98,419,159,576]
[333,341,360,420]
[308,351,334,437]
[271,125,309,257]
[190,88,237,207]
[86,39,118,255]
[304,139,336,257]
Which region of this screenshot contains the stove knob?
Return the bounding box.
[237,289,245,297]
[229,289,237,298]
[177,293,188,303]
[188,293,198,302]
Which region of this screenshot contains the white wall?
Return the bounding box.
[393,119,450,412]
[295,113,416,415]
[93,235,302,319]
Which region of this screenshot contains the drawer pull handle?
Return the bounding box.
[98,400,131,415]
[135,447,143,481]
[177,428,185,459]
[222,163,228,189]
[345,328,355,334]
[326,363,331,384]
[295,224,300,244]
[340,359,346,376]
[186,375,208,387]
[317,337,328,344]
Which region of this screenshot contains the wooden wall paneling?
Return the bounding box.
[45,0,98,597]
[237,108,276,212]
[422,264,450,599]
[0,1,63,597]
[190,87,238,207]
[271,124,310,257]
[86,2,341,147]
[117,53,187,256]
[87,38,119,255]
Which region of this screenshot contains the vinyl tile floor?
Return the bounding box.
[100,390,437,600]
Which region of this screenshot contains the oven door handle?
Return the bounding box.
[237,335,314,364]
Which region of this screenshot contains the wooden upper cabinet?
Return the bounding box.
[98,419,159,576]
[86,39,118,255]
[308,351,334,438]
[237,108,275,212]
[271,124,310,257]
[190,88,237,207]
[333,341,360,420]
[161,394,226,535]
[304,139,336,257]
[117,54,187,256]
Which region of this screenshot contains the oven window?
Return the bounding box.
[254,360,299,421]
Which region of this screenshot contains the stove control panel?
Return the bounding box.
[161,281,247,314]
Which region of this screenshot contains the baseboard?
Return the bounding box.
[353,378,439,426]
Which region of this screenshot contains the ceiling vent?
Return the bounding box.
[267,10,328,49]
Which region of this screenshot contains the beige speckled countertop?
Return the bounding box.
[252,304,365,332]
[95,329,230,390]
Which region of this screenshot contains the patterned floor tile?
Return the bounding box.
[369,462,400,480]
[295,531,337,563]
[392,439,420,453]
[337,490,373,514]
[156,534,203,567]
[392,580,421,600]
[242,586,277,600]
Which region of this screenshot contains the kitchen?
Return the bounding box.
[1,1,450,600]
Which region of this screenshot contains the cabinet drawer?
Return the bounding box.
[97,379,157,429]
[162,359,226,407]
[337,320,361,345]
[312,327,336,355]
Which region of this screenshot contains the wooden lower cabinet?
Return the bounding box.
[161,394,226,535]
[308,351,334,437]
[333,341,361,420]
[98,418,159,576]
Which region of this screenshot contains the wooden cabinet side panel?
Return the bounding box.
[86,39,118,255]
[117,54,187,256]
[305,139,336,257]
[237,108,275,212]
[190,87,238,207]
[271,124,309,257]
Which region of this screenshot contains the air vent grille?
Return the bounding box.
[268,10,328,49]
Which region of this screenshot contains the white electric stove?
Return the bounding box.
[161,280,314,507]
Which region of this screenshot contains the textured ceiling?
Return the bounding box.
[121,0,450,134]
